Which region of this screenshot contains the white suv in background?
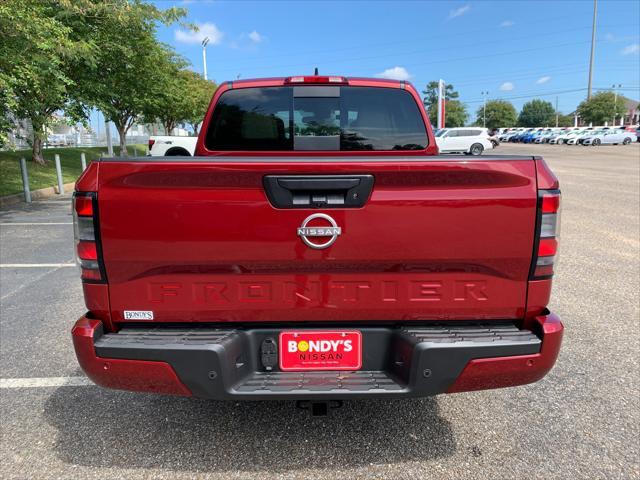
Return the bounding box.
[435,127,494,155]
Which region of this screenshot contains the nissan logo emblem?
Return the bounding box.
[297,213,342,249]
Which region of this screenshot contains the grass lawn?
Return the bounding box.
[0,144,146,197]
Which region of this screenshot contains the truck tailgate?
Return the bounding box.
[96,157,537,323]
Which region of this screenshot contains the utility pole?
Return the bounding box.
[481,91,489,128]
[612,83,622,126]
[437,79,445,129]
[202,37,210,80]
[587,0,597,99]
[555,96,559,127]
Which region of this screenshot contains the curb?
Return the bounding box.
[0,182,75,208]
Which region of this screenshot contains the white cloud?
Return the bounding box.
[375,66,412,81]
[175,22,223,45]
[449,5,470,19]
[248,30,263,43]
[500,20,514,27]
[621,43,640,55]
[500,82,515,91]
[536,76,551,84]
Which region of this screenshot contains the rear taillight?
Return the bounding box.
[531,190,561,279]
[148,139,155,151]
[73,192,106,283]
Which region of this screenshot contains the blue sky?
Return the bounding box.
[153,0,640,119]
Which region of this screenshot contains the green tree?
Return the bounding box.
[0,1,92,163]
[74,1,186,155]
[475,100,517,129]
[144,69,216,136]
[556,114,574,128]
[142,54,190,135]
[182,72,217,135]
[518,99,556,127]
[441,100,468,128]
[422,81,460,126]
[577,91,627,126]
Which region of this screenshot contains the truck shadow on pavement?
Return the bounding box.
[43,384,455,473]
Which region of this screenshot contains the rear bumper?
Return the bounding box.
[72,313,563,400]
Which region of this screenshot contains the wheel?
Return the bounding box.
[469,143,484,156]
[593,138,601,146]
[623,137,631,145]
[165,147,191,156]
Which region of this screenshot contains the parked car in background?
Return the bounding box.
[581,129,636,146]
[148,135,197,156]
[566,130,592,145]
[435,127,493,155]
[548,130,571,144]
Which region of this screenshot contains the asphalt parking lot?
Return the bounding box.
[1,143,638,479]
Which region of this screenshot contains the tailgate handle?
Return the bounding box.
[263,175,374,208]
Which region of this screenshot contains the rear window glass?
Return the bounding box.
[205,86,428,151]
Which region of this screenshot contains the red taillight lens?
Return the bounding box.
[73,193,105,283]
[77,240,97,260]
[148,139,155,151]
[532,190,561,279]
[74,195,93,216]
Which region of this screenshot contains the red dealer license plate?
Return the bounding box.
[279,330,362,371]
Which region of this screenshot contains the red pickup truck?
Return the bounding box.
[72,75,563,414]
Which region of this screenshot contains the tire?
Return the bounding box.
[165,147,191,156]
[593,138,601,146]
[623,137,631,145]
[469,143,484,156]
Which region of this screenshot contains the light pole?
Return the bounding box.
[612,83,622,126]
[587,0,597,99]
[481,91,489,128]
[202,37,210,80]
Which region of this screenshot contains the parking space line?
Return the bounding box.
[0,377,93,388]
[0,263,75,268]
[0,222,72,226]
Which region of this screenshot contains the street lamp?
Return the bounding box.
[481,91,489,128]
[612,83,622,126]
[202,37,210,80]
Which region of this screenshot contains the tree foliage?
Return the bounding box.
[576,91,627,126]
[475,100,517,129]
[518,99,556,127]
[422,81,461,126]
[441,100,468,128]
[0,0,92,162]
[182,72,217,135]
[0,0,187,160]
[74,1,186,155]
[144,69,216,136]
[556,114,574,128]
